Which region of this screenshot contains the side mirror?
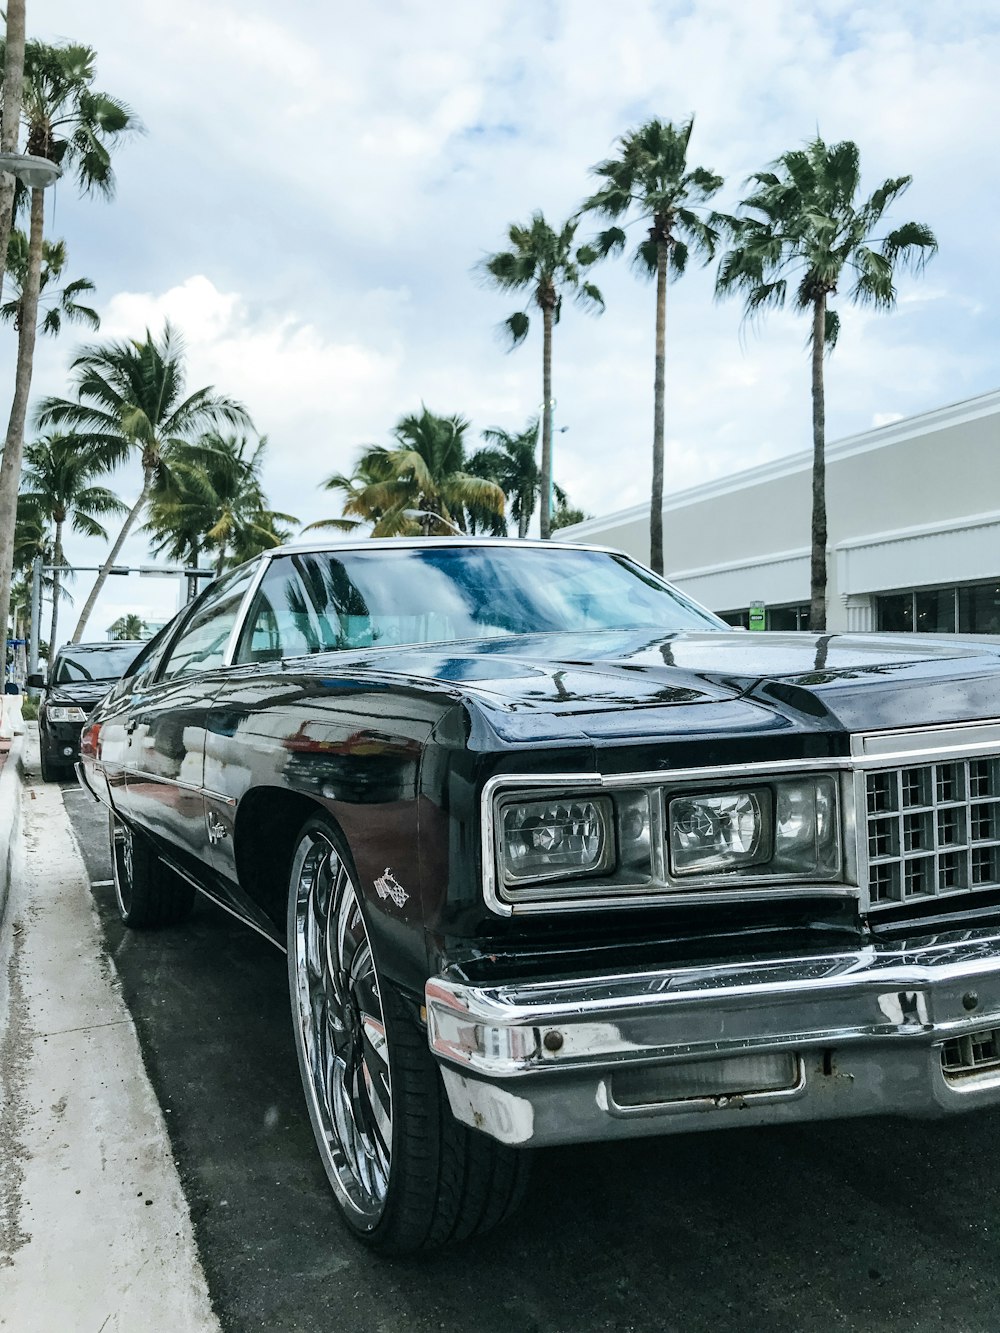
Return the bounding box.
[27,672,46,689]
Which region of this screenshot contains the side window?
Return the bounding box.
[234,557,328,664]
[158,565,257,682]
[124,624,175,688]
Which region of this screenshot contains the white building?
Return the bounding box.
[561,388,1000,634]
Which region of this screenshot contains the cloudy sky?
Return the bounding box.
[18,0,1000,638]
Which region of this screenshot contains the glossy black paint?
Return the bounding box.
[38,640,145,768]
[80,547,1000,1008]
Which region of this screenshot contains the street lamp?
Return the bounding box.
[401,508,464,536]
[0,151,62,188]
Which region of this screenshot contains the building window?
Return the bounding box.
[767,604,810,631]
[958,583,1000,634]
[719,605,809,630]
[876,579,1000,634]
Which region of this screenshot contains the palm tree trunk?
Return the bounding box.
[540,306,554,541]
[49,519,63,657]
[0,183,45,668]
[72,470,153,642]
[0,0,26,301]
[809,294,828,632]
[650,239,669,575]
[518,506,529,539]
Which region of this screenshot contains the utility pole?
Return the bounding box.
[29,552,41,677]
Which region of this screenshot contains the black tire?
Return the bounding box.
[109,809,196,929]
[39,743,71,783]
[287,815,531,1254]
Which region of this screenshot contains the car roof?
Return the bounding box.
[271,536,627,558]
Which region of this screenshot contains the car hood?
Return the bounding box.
[306,629,1000,743]
[46,680,116,709]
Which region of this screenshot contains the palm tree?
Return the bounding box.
[146,433,296,576]
[715,137,937,629]
[35,321,252,640]
[2,231,99,335]
[582,118,722,574]
[305,451,398,536]
[19,434,126,654]
[107,613,146,640]
[0,0,26,299]
[0,38,138,668]
[480,213,603,539]
[467,419,541,538]
[309,409,504,538]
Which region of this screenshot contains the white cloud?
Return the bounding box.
[24,0,1000,609]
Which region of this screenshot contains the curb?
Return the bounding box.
[0,730,26,929]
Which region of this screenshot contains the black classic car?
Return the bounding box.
[77,539,1000,1253]
[31,640,145,782]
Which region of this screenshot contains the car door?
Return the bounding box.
[123,563,258,874]
[201,552,326,889]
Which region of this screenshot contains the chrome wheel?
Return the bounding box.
[289,826,391,1228]
[111,814,134,918]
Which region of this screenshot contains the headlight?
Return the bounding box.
[45,705,87,723]
[668,776,839,879]
[670,788,770,874]
[500,796,614,886]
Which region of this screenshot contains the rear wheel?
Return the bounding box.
[287,816,531,1254]
[109,810,196,928]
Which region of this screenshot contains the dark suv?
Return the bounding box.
[31,641,144,781]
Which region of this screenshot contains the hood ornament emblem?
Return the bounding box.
[374,868,408,908]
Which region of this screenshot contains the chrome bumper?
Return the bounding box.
[425,928,1000,1146]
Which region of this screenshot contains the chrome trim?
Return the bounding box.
[481,764,849,916]
[221,549,275,667]
[203,787,238,807]
[851,719,1000,763]
[166,859,285,952]
[601,1055,807,1118]
[427,926,1000,1145]
[125,767,237,807]
[128,768,202,794]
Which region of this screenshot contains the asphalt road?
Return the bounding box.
[61,780,1000,1333]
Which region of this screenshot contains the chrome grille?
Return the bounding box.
[866,756,1000,908]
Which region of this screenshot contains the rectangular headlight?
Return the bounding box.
[500,796,615,886]
[668,776,839,880]
[46,705,87,723]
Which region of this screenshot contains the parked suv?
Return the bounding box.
[31,641,144,782]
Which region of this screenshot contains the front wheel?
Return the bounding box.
[109,810,196,928]
[287,816,531,1254]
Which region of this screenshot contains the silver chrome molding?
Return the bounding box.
[221,549,275,668]
[853,719,1000,915]
[426,925,1000,1146]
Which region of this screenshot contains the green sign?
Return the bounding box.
[748,601,766,632]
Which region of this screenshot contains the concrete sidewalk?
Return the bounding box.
[0,736,219,1332]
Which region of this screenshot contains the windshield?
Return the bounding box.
[54,644,143,684]
[238,545,723,662]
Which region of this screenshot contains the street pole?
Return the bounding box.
[29,552,41,677]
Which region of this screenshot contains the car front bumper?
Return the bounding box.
[41,718,86,762]
[424,926,1000,1146]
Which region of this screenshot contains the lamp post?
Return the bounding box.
[538,398,570,530]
